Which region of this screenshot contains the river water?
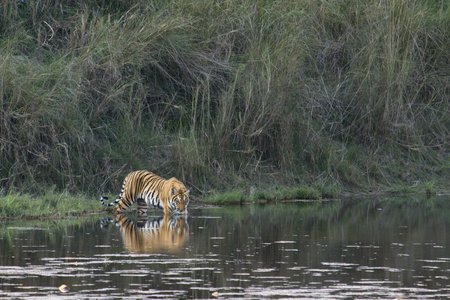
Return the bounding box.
[0,196,449,299]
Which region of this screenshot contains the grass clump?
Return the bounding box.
[0,189,102,219]
[254,186,322,202]
[204,185,323,205]
[204,189,248,205]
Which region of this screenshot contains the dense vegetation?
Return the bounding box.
[0,0,448,199]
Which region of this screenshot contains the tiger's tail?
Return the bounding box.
[100,196,120,207]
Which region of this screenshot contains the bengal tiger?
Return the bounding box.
[100,170,189,215]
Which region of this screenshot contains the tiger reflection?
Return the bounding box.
[114,214,189,254]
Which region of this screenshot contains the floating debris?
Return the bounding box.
[59,284,69,293]
[274,240,296,244]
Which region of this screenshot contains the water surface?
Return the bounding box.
[0,196,449,299]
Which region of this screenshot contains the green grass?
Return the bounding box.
[386,179,441,196]
[253,186,322,202]
[204,185,323,205]
[0,189,104,219]
[204,189,248,205]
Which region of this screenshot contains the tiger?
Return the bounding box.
[100,170,189,215]
[112,213,189,254]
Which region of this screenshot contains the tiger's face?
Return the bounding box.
[170,190,189,214]
[169,179,190,214]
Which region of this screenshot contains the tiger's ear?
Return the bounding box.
[186,189,190,196]
[171,188,177,196]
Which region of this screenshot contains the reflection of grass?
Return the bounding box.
[214,195,450,232]
[0,189,103,219]
[0,215,104,232]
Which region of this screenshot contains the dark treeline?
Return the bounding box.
[0,0,448,196]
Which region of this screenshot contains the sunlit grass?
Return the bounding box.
[0,189,103,219]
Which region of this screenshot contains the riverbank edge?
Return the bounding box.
[0,181,448,220]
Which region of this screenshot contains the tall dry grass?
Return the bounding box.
[0,0,448,195]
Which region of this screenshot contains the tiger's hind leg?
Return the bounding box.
[137,198,148,217]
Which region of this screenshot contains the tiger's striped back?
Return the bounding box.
[100,170,189,215]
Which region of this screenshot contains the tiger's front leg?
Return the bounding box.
[137,198,148,217]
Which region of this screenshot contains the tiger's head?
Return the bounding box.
[168,178,190,215]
